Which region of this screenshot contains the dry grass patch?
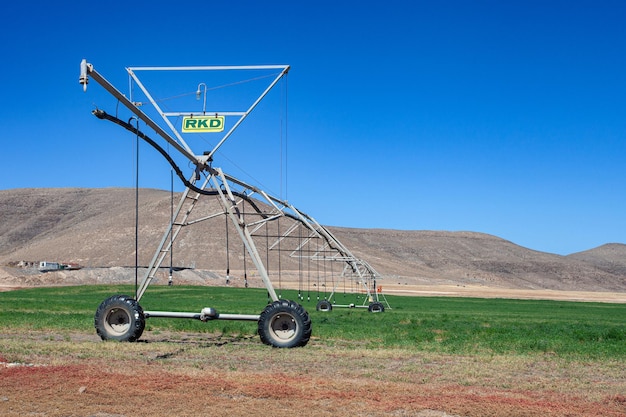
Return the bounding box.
[1,330,626,416]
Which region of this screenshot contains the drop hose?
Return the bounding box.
[92,108,267,216]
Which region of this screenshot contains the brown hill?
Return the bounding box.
[567,243,626,274]
[1,187,625,293]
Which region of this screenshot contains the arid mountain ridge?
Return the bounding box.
[1,187,625,293]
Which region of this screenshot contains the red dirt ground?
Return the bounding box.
[1,360,625,417]
[1,331,625,417]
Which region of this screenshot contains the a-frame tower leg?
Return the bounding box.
[135,169,279,303]
[136,174,208,301]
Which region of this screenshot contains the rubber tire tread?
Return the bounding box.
[316,299,333,312]
[368,301,385,313]
[258,299,312,348]
[94,294,145,342]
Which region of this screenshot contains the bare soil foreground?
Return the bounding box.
[1,330,625,417]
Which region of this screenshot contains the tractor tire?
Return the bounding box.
[94,295,145,342]
[258,300,312,348]
[368,301,385,313]
[316,299,333,312]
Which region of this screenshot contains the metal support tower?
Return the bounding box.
[80,60,388,347]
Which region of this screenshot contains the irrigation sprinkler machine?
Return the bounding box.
[79,59,390,348]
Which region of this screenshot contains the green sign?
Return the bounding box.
[182,116,224,132]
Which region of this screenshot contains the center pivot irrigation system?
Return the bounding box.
[79,59,390,348]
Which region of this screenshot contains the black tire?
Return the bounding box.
[258,300,312,348]
[368,301,385,313]
[94,295,145,342]
[316,299,333,312]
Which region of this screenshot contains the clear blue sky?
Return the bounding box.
[1,1,625,255]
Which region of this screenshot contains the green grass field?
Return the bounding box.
[1,285,624,358]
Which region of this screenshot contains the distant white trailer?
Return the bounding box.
[39,261,60,272]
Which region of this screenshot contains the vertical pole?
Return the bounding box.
[134,118,140,299]
[168,169,174,286]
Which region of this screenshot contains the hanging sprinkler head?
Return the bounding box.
[79,59,89,92]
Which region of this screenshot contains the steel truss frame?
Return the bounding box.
[79,60,389,329]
